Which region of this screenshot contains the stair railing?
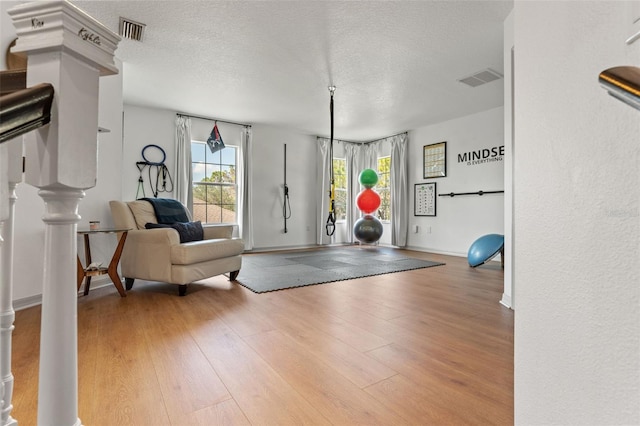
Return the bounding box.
[1,2,120,424]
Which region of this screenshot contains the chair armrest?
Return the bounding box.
[202,224,234,239]
[126,228,181,245]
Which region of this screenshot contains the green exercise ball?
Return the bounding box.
[359,168,378,188]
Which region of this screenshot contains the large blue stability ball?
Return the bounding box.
[467,234,504,267]
[353,215,383,244]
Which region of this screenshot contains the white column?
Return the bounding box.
[0,137,21,426]
[0,152,6,426]
[7,2,120,424]
[0,182,18,426]
[37,188,84,426]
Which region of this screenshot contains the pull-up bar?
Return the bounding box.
[439,190,504,197]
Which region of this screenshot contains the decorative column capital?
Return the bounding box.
[7,0,121,190]
[7,0,120,76]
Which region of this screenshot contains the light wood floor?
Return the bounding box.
[11,248,513,425]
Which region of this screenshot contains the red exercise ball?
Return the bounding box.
[356,188,381,214]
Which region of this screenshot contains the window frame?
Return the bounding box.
[377,156,391,223]
[191,140,238,224]
[332,157,347,222]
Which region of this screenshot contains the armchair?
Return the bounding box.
[109,199,244,296]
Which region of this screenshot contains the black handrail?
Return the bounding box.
[0,69,27,96]
[0,82,54,144]
[439,190,504,197]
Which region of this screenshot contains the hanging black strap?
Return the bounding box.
[283,144,291,233]
[326,86,336,237]
[157,163,174,194]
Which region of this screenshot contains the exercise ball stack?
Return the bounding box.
[353,169,383,244]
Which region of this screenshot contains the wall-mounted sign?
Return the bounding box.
[415,182,437,216]
[457,145,504,166]
[423,141,447,178]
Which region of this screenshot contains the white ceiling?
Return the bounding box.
[74,1,513,141]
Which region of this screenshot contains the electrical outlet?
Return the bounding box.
[427,226,432,234]
[414,225,419,233]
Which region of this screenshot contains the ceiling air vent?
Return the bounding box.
[458,68,503,88]
[119,17,146,42]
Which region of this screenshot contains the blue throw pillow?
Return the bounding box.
[145,221,204,243]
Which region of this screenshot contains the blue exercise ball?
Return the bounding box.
[353,215,383,244]
[467,234,504,267]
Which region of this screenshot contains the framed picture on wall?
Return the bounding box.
[415,182,437,216]
[423,141,447,179]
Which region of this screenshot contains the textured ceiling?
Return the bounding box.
[73,1,513,141]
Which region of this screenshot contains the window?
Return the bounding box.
[191,141,237,223]
[333,158,346,221]
[377,156,391,221]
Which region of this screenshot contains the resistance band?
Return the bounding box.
[135,144,174,199]
[326,86,336,237]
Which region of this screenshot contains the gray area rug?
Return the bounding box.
[236,246,445,293]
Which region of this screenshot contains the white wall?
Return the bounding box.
[121,105,176,202]
[76,62,124,271]
[407,107,505,257]
[251,125,317,249]
[514,2,640,424]
[2,1,124,303]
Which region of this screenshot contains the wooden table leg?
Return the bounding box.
[107,231,128,297]
[77,256,85,291]
[83,233,93,295]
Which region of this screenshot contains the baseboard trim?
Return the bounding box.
[405,246,504,266]
[247,243,321,253]
[13,276,112,311]
[405,245,466,258]
[500,293,512,309]
[13,294,42,311]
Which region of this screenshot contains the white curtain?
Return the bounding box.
[390,133,409,247]
[359,140,380,223]
[318,135,407,246]
[238,127,253,250]
[347,141,379,214]
[343,142,359,244]
[174,116,193,211]
[361,141,380,171]
[317,137,332,245]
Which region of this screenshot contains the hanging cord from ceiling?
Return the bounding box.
[283,143,291,233]
[325,85,336,237]
[135,144,174,199]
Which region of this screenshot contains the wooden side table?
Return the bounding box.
[76,228,129,297]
